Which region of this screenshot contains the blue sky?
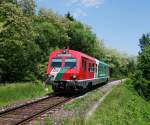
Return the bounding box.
[36,0,150,55]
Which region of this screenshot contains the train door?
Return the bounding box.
[81,58,87,79]
[87,61,95,79]
[94,64,97,78]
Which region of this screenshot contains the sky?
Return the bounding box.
[35,0,150,56]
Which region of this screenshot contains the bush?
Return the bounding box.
[131,70,150,100]
[35,62,47,80]
[130,34,150,101]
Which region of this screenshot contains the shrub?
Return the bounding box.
[131,70,150,100]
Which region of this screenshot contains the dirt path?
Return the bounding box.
[85,79,125,120]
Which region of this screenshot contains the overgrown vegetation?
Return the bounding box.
[86,81,150,125]
[0,0,134,83]
[0,81,52,106]
[63,81,150,125]
[131,33,150,100]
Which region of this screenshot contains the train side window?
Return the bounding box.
[103,65,105,74]
[82,60,83,67]
[102,65,104,74]
[92,64,95,72]
[84,61,86,71]
[95,64,97,72]
[104,66,107,75]
[82,60,86,71]
[100,64,103,74]
[88,63,91,72]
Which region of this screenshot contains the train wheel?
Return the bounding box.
[86,82,92,92]
[104,78,108,84]
[52,85,59,93]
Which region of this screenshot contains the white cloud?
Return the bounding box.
[72,8,87,18]
[81,0,103,8]
[65,0,104,18]
[66,0,104,8]
[66,0,104,18]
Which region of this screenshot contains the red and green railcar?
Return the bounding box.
[46,49,109,92]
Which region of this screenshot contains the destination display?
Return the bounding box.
[57,54,71,57]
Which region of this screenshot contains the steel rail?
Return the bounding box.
[0,94,72,125]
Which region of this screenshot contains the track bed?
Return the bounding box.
[0,94,72,125]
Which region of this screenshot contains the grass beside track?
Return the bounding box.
[87,82,150,125]
[64,89,103,111]
[0,81,52,107]
[63,86,104,125]
[63,81,150,125]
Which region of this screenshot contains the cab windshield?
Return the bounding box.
[51,58,62,68]
[64,58,76,68]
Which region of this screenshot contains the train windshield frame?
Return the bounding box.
[51,58,62,68]
[64,58,76,68]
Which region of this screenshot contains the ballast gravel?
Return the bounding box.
[29,79,125,125]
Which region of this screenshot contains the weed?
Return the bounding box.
[0,82,52,106]
[63,82,150,125]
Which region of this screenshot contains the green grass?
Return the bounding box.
[63,81,150,125]
[64,89,103,111]
[63,98,82,110]
[63,88,104,124]
[44,117,53,125]
[87,83,150,125]
[0,81,52,106]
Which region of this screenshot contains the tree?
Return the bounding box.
[0,0,17,4]
[33,9,70,62]
[65,12,74,21]
[131,33,150,100]
[67,21,96,56]
[0,3,132,82]
[127,57,136,74]
[138,46,150,80]
[139,33,150,52]
[0,2,39,82]
[17,0,36,16]
[138,33,150,80]
[92,39,105,59]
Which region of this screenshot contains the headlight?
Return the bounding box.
[72,74,77,79]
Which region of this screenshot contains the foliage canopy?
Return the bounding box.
[0,0,134,82]
[131,33,150,100]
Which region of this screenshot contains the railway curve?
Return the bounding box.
[0,94,73,125]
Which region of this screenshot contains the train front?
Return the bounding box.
[45,49,80,92]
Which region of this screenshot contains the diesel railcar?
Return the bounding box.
[46,49,109,92]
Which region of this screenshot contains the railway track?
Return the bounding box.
[0,94,73,125]
[0,80,120,125]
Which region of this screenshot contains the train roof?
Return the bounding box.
[50,49,108,66]
[99,61,108,66]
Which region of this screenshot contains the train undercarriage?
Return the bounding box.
[48,78,108,93]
